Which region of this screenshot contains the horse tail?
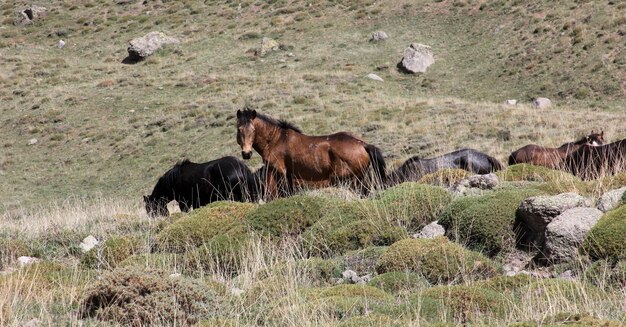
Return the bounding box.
[487,155,505,172]
[365,144,386,184]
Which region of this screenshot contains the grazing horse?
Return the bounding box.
[565,138,626,180]
[508,131,605,169]
[235,108,386,196]
[144,156,259,217]
[387,148,504,185]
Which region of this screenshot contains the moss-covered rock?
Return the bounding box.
[375,237,501,284]
[581,205,626,261]
[294,257,345,286]
[81,236,141,269]
[155,201,254,252]
[474,274,535,294]
[439,188,544,255]
[418,168,471,187]
[183,234,249,275]
[374,183,452,230]
[245,195,327,238]
[420,285,508,322]
[79,267,223,326]
[337,314,407,327]
[497,164,580,183]
[367,271,430,293]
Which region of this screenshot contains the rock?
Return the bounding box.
[359,274,372,284]
[370,31,389,42]
[230,287,244,296]
[259,37,280,56]
[366,73,384,82]
[543,207,603,263]
[17,256,40,267]
[15,5,47,25]
[557,270,575,281]
[28,138,38,145]
[506,99,517,105]
[342,269,360,283]
[515,193,589,248]
[412,221,445,239]
[398,43,435,74]
[532,97,552,109]
[126,31,180,62]
[168,273,182,278]
[502,249,533,276]
[449,174,499,196]
[596,187,626,212]
[57,40,65,49]
[79,235,99,253]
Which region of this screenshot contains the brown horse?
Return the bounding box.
[508,131,605,169]
[236,108,386,196]
[565,138,626,180]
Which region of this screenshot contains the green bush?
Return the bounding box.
[0,237,31,269]
[375,237,501,284]
[439,188,543,255]
[183,234,249,275]
[367,271,430,293]
[80,267,223,326]
[583,260,626,290]
[420,285,508,322]
[581,205,626,261]
[294,257,345,286]
[374,183,452,230]
[418,168,471,187]
[337,314,406,327]
[339,246,388,275]
[474,274,535,294]
[155,201,254,252]
[81,236,141,269]
[496,164,580,183]
[245,195,327,238]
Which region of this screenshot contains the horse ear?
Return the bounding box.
[600,130,604,137]
[143,195,148,202]
[236,109,242,118]
[591,129,595,134]
[251,110,257,119]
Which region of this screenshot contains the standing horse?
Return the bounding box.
[144,156,259,217]
[565,138,626,180]
[387,148,504,185]
[235,108,386,196]
[508,131,605,169]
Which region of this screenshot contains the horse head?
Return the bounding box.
[144,195,169,217]
[585,130,605,146]
[236,108,257,160]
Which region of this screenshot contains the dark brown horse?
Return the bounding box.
[235,108,386,196]
[565,138,626,180]
[508,131,605,169]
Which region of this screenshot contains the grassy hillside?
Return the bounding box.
[0,0,625,211]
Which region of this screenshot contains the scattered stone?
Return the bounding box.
[515,193,589,248]
[17,256,40,267]
[449,174,499,196]
[412,221,445,239]
[57,40,65,49]
[342,269,359,283]
[532,97,552,109]
[596,187,626,212]
[126,31,180,63]
[28,138,38,145]
[15,5,47,26]
[287,52,294,57]
[366,73,384,82]
[230,287,244,296]
[398,43,435,74]
[359,274,372,284]
[506,99,517,105]
[370,31,389,42]
[168,273,182,278]
[259,37,280,56]
[502,249,534,276]
[79,235,99,253]
[543,207,603,263]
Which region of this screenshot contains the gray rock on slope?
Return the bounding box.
[543,207,603,263]
[370,31,389,42]
[596,187,626,212]
[398,43,435,73]
[127,31,180,62]
[532,97,552,109]
[15,5,47,25]
[412,221,445,239]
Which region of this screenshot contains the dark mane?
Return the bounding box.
[256,112,302,133]
[158,159,192,191]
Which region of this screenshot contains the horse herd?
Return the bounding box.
[144,108,626,216]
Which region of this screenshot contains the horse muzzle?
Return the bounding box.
[242,151,252,160]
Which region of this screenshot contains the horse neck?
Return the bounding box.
[150,178,174,202]
[556,141,582,155]
[252,119,287,159]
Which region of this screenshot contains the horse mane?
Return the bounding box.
[151,159,192,197]
[256,112,302,133]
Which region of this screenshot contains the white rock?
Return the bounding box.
[506,99,517,105]
[17,256,40,267]
[532,97,552,109]
[596,187,626,212]
[366,73,384,82]
[169,273,182,278]
[28,138,38,145]
[399,43,435,74]
[370,31,389,42]
[57,39,65,48]
[413,221,445,239]
[230,287,245,296]
[79,235,99,253]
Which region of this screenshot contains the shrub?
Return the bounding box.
[439,188,544,255]
[183,234,249,275]
[474,273,535,294]
[521,279,604,302]
[582,260,625,290]
[337,314,406,327]
[340,246,388,275]
[374,182,452,230]
[81,236,141,269]
[245,195,327,238]
[581,205,626,261]
[155,201,254,252]
[497,164,580,183]
[375,238,501,284]
[294,257,345,285]
[418,168,470,187]
[79,267,223,326]
[0,237,31,269]
[420,285,508,322]
[367,271,430,293]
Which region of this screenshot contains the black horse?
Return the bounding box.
[388,148,504,185]
[565,138,626,180]
[144,156,260,217]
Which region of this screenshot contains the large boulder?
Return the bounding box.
[515,193,589,249]
[126,31,180,62]
[543,207,603,263]
[596,187,626,212]
[15,5,47,25]
[398,43,435,74]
